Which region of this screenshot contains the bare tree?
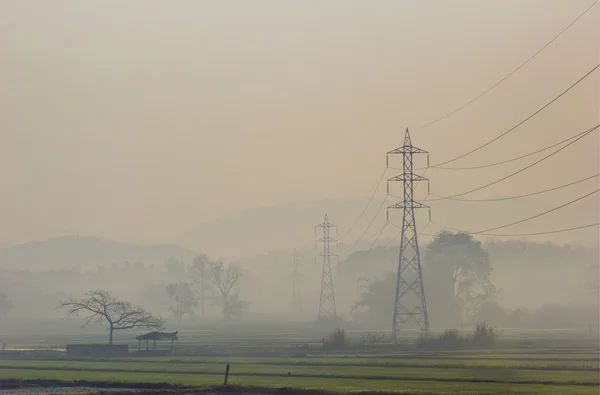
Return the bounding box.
[209,261,242,320]
[59,290,164,344]
[189,254,214,318]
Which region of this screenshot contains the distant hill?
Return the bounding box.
[1,194,596,270]
[178,196,377,259]
[0,236,196,270]
[178,195,599,259]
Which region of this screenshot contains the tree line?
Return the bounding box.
[58,255,246,344]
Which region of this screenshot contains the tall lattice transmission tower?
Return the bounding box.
[290,249,303,316]
[316,214,338,319]
[387,128,430,338]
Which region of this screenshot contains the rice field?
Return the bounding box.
[0,326,598,394]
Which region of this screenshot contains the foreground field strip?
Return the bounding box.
[3,356,597,372]
[0,379,597,395]
[311,353,600,362]
[0,369,598,394]
[0,370,598,395]
[0,363,597,386]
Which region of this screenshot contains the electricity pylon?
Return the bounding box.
[290,249,303,316]
[316,214,337,319]
[387,128,430,338]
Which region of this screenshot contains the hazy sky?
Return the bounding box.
[1,0,599,248]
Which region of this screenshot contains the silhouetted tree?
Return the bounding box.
[425,231,495,322]
[209,262,243,320]
[189,254,214,317]
[224,292,249,320]
[165,281,198,322]
[351,274,395,323]
[351,231,495,327]
[59,290,164,344]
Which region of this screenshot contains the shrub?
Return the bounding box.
[473,322,499,346]
[417,329,466,349]
[361,332,386,347]
[323,328,349,349]
[417,324,500,349]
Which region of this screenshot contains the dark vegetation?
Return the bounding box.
[323,328,348,350]
[417,323,500,349]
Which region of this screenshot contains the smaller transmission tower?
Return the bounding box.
[388,128,430,339]
[316,214,337,319]
[290,249,303,316]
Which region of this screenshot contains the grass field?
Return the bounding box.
[0,325,598,394]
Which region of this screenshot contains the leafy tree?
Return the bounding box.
[208,261,243,320]
[351,231,495,327]
[59,290,164,344]
[351,274,395,323]
[223,292,248,320]
[165,281,198,322]
[425,231,495,322]
[0,292,12,322]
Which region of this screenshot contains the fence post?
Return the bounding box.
[223,364,230,385]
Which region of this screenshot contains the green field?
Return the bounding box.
[0,326,598,394]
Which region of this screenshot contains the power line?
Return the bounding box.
[426,174,598,202]
[416,0,599,131]
[477,223,599,237]
[427,127,597,171]
[431,63,600,167]
[432,124,599,199]
[474,189,599,234]
[424,223,599,238]
[431,189,599,235]
[344,194,389,256]
[340,167,388,241]
[360,222,390,260]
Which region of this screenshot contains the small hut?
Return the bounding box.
[135,331,179,352]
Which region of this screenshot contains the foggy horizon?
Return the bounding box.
[2,0,599,254]
[1,6,599,394]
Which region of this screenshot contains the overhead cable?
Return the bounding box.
[428,127,598,171]
[474,189,599,234]
[432,124,599,200]
[423,223,599,238]
[339,167,388,241]
[426,174,599,202]
[431,63,600,167]
[416,0,599,131]
[344,195,389,256]
[430,189,599,235]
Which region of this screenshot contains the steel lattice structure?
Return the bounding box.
[387,128,431,338]
[290,249,303,316]
[316,214,337,319]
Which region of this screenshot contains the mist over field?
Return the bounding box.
[0,231,597,336]
[0,0,598,345]
[1,2,600,394]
